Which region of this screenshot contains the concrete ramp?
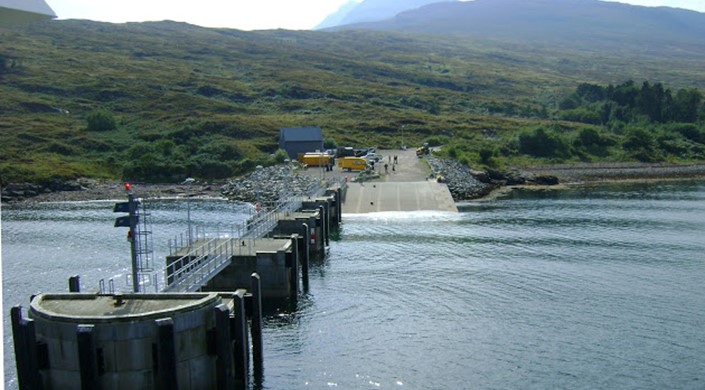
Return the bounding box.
[342,181,458,214]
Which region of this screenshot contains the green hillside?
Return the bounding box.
[1,20,704,185]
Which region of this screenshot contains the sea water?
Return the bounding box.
[3,181,705,389]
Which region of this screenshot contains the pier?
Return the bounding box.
[9,148,460,389]
[10,180,342,390]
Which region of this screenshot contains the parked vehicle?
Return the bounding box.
[416,143,430,157]
[364,152,382,162]
[336,147,355,158]
[338,157,368,171]
[300,152,332,167]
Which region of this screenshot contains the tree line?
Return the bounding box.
[444,80,705,166]
[558,80,703,125]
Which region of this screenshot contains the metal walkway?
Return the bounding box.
[161,179,339,293]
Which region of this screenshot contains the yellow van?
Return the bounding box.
[338,157,368,171]
[300,153,331,167]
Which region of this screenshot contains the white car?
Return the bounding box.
[364,153,382,162]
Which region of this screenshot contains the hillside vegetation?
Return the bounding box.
[1,19,704,185]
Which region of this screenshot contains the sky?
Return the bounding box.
[44,0,705,31]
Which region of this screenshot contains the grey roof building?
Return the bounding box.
[279,127,323,160]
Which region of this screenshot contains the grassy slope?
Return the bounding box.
[1,20,704,184]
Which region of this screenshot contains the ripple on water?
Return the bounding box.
[3,182,705,390]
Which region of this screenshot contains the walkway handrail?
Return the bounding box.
[163,237,234,292]
[162,177,346,293]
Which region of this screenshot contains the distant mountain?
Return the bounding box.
[315,1,361,29]
[315,0,454,30]
[332,0,705,50]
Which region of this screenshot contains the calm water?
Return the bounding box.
[3,181,705,389]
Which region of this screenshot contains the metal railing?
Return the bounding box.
[161,177,346,293]
[163,237,235,292]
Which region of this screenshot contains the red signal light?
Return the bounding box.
[124,182,131,191]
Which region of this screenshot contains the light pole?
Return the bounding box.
[255,165,263,212]
[320,137,324,180]
[183,177,195,245]
[401,125,406,150]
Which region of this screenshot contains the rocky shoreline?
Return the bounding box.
[427,159,705,201]
[426,156,559,201]
[0,178,227,204]
[3,161,705,205]
[514,162,705,183]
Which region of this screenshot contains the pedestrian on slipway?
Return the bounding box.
[388,155,391,163]
[394,155,398,164]
[384,163,389,173]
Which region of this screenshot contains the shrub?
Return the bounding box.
[43,142,77,156]
[576,127,602,147]
[622,128,655,151]
[272,149,289,164]
[666,123,704,143]
[557,108,602,125]
[447,146,458,159]
[86,110,117,132]
[622,128,662,162]
[323,137,338,149]
[425,136,449,147]
[197,139,243,161]
[479,147,495,163]
[518,127,570,158]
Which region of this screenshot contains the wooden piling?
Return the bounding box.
[155,318,178,390]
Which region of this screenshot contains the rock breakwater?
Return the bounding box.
[220,164,321,204]
[426,157,559,200]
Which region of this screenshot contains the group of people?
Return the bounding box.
[383,155,399,173]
